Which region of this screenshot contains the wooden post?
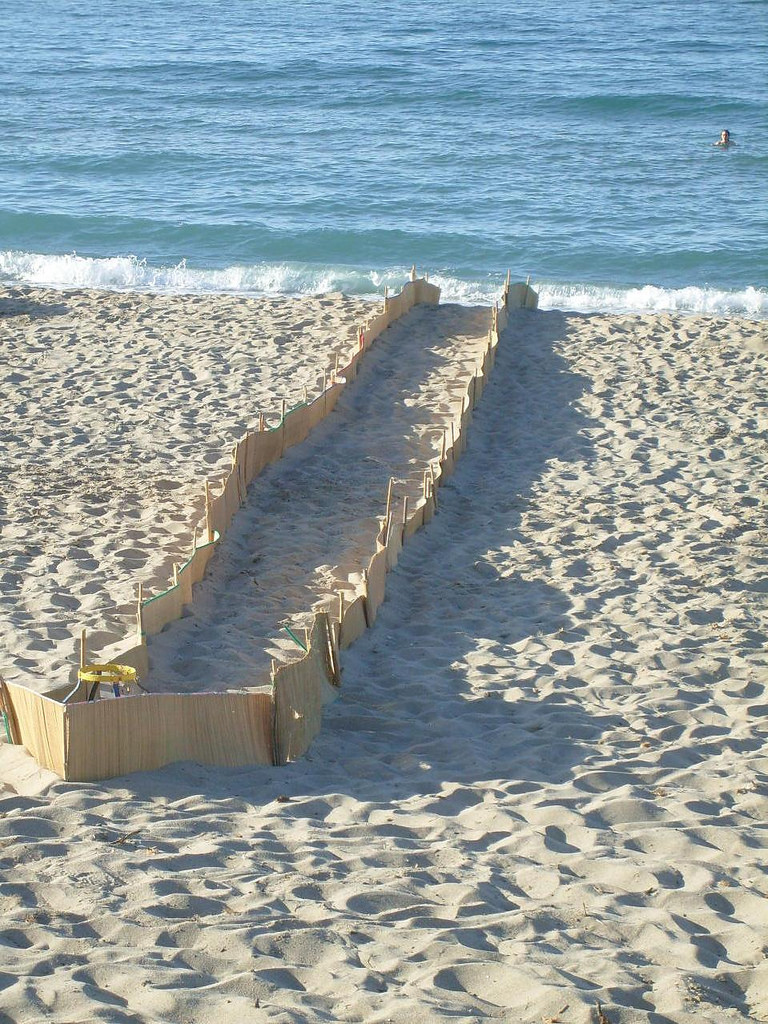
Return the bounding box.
[80,628,87,671]
[0,676,21,745]
[325,612,341,686]
[205,479,214,543]
[233,442,244,505]
[173,564,179,588]
[429,464,438,509]
[440,431,446,462]
[259,411,266,432]
[410,264,417,281]
[402,495,409,542]
[384,509,393,547]
[280,398,286,456]
[334,352,339,382]
[386,477,394,521]
[136,583,144,639]
[338,589,345,625]
[243,430,252,489]
[362,569,371,627]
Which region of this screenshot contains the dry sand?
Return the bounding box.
[0,286,372,691]
[1,298,767,1023]
[146,299,490,691]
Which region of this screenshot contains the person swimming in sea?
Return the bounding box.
[714,129,735,148]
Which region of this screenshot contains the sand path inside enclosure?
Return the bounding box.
[1,311,767,1024]
[0,287,372,692]
[146,301,490,692]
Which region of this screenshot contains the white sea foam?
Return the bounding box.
[536,281,768,320]
[1,250,765,320]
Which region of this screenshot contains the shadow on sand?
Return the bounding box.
[0,289,70,320]
[102,310,621,805]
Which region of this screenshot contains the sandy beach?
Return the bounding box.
[0,286,372,692]
[1,295,767,1022]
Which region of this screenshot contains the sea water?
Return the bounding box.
[1,0,766,316]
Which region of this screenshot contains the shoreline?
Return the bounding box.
[3,270,767,320]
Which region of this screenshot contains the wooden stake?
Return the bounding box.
[386,477,394,520]
[410,264,417,281]
[204,480,214,543]
[259,411,266,432]
[440,431,446,462]
[338,590,345,624]
[136,583,144,639]
[80,627,87,670]
[362,570,371,627]
[326,613,341,686]
[0,676,21,745]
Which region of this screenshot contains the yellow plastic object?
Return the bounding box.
[77,663,138,699]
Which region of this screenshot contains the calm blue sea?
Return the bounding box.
[1,0,766,315]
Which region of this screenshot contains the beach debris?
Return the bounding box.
[543,1006,569,1024]
[104,828,142,846]
[595,1003,613,1024]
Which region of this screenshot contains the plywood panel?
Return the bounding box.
[339,593,367,649]
[64,690,275,781]
[273,615,336,764]
[141,584,184,636]
[365,548,388,624]
[4,683,66,777]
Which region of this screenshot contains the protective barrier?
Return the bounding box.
[272,613,338,765]
[130,274,440,655]
[3,271,538,780]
